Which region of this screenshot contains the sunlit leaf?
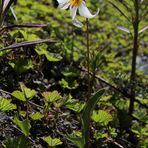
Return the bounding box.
[20,84,37,100]
[35,44,62,62]
[59,78,79,90]
[43,136,62,147]
[65,99,85,113]
[12,90,26,102]
[42,91,62,103]
[92,110,113,126]
[0,98,16,112]
[29,112,44,120]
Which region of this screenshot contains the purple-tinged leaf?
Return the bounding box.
[139,26,148,34]
[2,0,10,11]
[2,0,15,22]
[10,6,17,21]
[0,23,48,33]
[0,39,56,51]
[117,25,130,33]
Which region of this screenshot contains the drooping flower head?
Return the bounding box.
[57,0,99,27]
[70,0,82,7]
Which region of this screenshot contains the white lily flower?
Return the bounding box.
[57,0,99,27]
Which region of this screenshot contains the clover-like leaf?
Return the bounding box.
[12,90,26,102]
[0,98,16,112]
[65,99,85,113]
[92,110,113,126]
[43,136,62,147]
[59,78,79,90]
[20,84,37,100]
[29,112,44,121]
[42,91,62,103]
[35,44,62,62]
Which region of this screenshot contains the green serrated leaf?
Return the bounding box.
[0,98,16,112]
[42,91,62,103]
[12,90,26,102]
[65,99,85,113]
[13,117,31,137]
[35,44,62,62]
[29,112,44,120]
[59,78,79,90]
[92,110,113,126]
[20,84,37,100]
[43,136,62,147]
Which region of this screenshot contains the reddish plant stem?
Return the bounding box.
[129,0,139,115]
[86,18,91,101]
[84,18,91,148]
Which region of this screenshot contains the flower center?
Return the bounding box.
[70,0,82,7]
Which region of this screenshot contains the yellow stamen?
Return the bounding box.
[70,0,82,7]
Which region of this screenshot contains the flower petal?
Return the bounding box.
[72,19,83,28]
[58,2,70,9]
[78,1,99,18]
[57,0,69,3]
[70,6,78,20]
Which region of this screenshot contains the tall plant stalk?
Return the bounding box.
[84,18,91,148]
[86,18,91,101]
[129,0,139,115]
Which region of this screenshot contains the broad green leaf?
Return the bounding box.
[82,89,105,144]
[45,52,62,62]
[35,44,62,62]
[13,117,31,137]
[20,84,37,100]
[67,134,84,148]
[43,136,62,147]
[0,98,16,112]
[42,91,62,103]
[92,110,113,126]
[29,112,44,120]
[65,99,85,113]
[59,78,79,90]
[12,90,26,102]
